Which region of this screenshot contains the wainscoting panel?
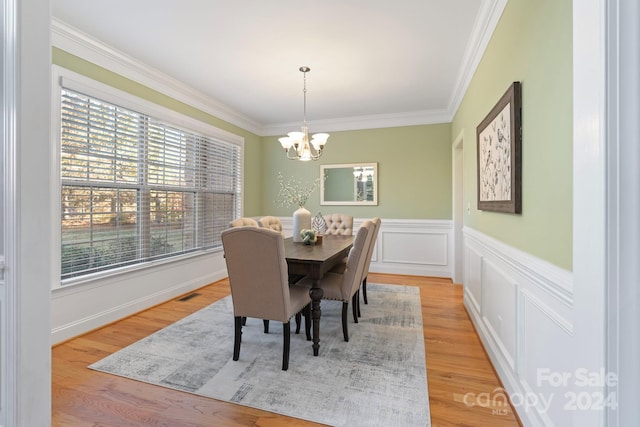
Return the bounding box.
[520,289,575,426]
[464,246,483,316]
[381,231,447,265]
[281,217,453,278]
[481,259,517,370]
[369,218,452,277]
[463,227,574,427]
[280,217,453,277]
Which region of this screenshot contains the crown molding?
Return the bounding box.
[51,18,264,135]
[268,0,506,135]
[447,0,508,116]
[263,109,452,136]
[51,0,505,137]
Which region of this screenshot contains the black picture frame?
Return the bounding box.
[476,81,522,213]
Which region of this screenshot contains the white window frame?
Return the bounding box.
[51,65,244,289]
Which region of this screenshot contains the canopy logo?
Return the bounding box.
[454,368,619,417]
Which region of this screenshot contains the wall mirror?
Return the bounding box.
[320,163,378,205]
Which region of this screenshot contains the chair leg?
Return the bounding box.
[282,322,291,371]
[295,312,302,334]
[241,316,247,325]
[356,289,361,318]
[342,302,349,342]
[233,316,242,361]
[352,292,359,323]
[263,319,270,333]
[363,276,368,304]
[304,303,312,341]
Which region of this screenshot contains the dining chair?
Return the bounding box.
[258,216,284,235]
[227,217,259,326]
[221,226,311,370]
[360,217,381,306]
[228,217,259,228]
[231,215,305,330]
[328,218,380,314]
[296,220,374,342]
[323,213,354,236]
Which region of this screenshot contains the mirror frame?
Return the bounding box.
[320,162,378,206]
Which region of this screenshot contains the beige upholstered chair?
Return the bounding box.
[221,226,311,370]
[258,216,283,235]
[296,220,374,341]
[328,218,380,316]
[228,217,258,228]
[323,213,354,236]
[230,215,304,329]
[227,218,260,325]
[360,217,381,306]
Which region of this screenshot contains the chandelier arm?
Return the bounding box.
[286,144,301,160]
[287,150,300,160]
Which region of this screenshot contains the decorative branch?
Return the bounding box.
[274,172,321,208]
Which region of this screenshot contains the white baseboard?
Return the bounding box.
[51,252,228,344]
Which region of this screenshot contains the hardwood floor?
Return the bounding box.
[52,273,522,426]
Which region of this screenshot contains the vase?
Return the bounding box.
[292,206,311,242]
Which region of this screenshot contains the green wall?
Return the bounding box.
[260,124,452,219]
[452,0,573,270]
[52,49,453,224]
[52,48,264,217]
[54,0,573,272]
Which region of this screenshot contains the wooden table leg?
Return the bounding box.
[309,283,323,356]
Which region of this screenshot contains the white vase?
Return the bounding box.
[292,206,311,242]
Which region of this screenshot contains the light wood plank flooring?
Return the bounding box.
[52,273,522,426]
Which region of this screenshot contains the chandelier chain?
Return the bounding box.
[302,69,307,126]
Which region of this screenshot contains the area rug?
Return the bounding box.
[89,283,430,427]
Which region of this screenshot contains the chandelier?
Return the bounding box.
[278,66,329,161]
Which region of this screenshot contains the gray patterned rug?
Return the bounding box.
[89,283,430,427]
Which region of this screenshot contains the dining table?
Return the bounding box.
[283,234,354,356]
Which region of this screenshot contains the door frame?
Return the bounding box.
[451,130,464,285]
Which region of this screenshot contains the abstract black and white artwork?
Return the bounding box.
[476,81,522,213]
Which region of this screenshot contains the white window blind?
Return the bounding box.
[60,88,241,280]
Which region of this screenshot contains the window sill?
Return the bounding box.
[54,247,223,292]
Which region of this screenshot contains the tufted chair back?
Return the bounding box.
[323,213,354,236]
[258,216,284,235]
[228,217,259,228]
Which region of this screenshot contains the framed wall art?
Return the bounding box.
[476,81,522,213]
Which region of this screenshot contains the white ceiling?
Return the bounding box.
[51,0,502,135]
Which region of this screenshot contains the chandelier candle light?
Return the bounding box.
[279,66,329,161]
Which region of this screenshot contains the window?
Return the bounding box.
[59,84,242,281]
